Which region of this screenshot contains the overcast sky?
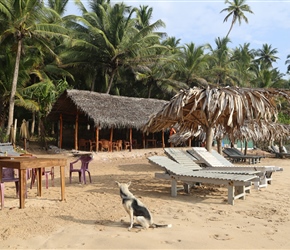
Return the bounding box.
[65,0,290,79]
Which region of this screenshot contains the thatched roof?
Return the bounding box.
[47,90,168,130]
[143,86,289,134]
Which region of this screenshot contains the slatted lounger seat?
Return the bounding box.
[223,147,265,164]
[164,147,267,189]
[148,156,260,205]
[188,147,283,187]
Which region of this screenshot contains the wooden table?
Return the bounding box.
[0,157,67,209]
[146,139,157,148]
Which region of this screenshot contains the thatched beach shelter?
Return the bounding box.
[47,90,168,151]
[143,86,289,152]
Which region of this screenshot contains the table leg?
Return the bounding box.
[19,169,27,209]
[36,168,42,196]
[60,166,66,201]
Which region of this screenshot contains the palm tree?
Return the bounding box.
[63,0,166,94]
[220,0,253,38]
[0,0,68,136]
[134,5,153,30]
[173,42,208,87]
[205,37,236,86]
[255,43,279,69]
[286,54,290,74]
[47,0,69,16]
[231,43,255,86]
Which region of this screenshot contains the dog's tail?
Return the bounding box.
[151,223,172,228]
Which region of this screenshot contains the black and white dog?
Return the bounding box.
[116,181,172,230]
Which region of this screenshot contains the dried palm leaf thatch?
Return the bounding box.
[170,121,290,149]
[47,90,168,130]
[143,86,288,151]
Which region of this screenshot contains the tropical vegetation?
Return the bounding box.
[0,0,290,145]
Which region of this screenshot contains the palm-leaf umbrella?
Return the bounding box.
[20,119,30,150]
[143,86,288,152]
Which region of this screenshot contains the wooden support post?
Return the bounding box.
[142,133,146,149]
[110,128,113,152]
[171,179,177,196]
[162,130,165,148]
[74,113,78,150]
[129,128,132,152]
[59,114,63,149]
[95,126,99,152]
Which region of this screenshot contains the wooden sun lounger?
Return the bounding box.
[223,147,265,164]
[188,147,283,187]
[271,145,290,159]
[165,147,266,188]
[148,155,260,205]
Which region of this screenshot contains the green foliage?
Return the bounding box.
[0,127,8,142]
[278,112,290,125]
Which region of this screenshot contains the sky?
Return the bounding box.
[64,0,290,79]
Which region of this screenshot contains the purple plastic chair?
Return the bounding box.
[0,168,24,209]
[69,154,93,184]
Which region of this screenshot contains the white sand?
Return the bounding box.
[0,148,289,249]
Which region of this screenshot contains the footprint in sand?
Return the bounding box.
[212,234,233,240]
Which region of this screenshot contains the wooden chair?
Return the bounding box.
[89,140,96,152]
[113,140,123,151]
[100,140,112,151]
[124,141,131,150]
[79,139,88,151]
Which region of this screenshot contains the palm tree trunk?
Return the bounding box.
[6,39,22,136]
[226,21,234,38]
[31,111,35,136]
[106,70,116,94]
[205,126,214,152]
[217,138,222,154]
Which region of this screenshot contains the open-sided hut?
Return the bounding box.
[47,90,168,151]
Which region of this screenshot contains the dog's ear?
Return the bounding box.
[115,181,120,187]
[127,181,131,187]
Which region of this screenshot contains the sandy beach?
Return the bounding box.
[0,147,289,249]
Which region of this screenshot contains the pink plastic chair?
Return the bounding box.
[30,167,55,189]
[69,155,93,184]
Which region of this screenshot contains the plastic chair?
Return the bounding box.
[30,167,55,189]
[0,168,30,209]
[0,168,19,209]
[69,154,93,184]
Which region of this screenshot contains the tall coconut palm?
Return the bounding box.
[0,0,68,136]
[255,43,279,69]
[286,54,290,74]
[220,0,253,38]
[205,37,236,86]
[63,0,166,94]
[173,42,208,87]
[47,0,69,16]
[231,43,255,87]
